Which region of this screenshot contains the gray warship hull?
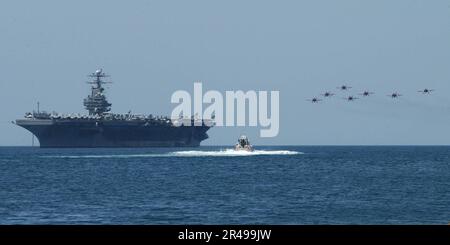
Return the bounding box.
[16,119,210,148]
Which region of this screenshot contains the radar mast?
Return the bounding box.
[83,69,112,116]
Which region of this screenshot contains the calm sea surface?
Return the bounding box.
[0,146,448,224]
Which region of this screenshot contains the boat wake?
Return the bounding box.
[171,149,302,157]
[41,149,302,159]
[41,154,167,159]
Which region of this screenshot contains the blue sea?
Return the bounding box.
[0,146,448,224]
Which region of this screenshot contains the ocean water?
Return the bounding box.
[0,146,448,224]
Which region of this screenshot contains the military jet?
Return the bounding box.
[307,97,322,103]
[344,96,359,101]
[359,91,374,97]
[321,91,335,97]
[388,92,402,98]
[418,88,434,94]
[338,85,352,91]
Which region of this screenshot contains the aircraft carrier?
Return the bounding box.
[15,69,212,147]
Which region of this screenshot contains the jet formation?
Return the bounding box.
[307,84,434,103]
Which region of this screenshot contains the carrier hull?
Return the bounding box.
[16,119,210,148]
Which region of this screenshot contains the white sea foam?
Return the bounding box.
[41,149,302,159]
[171,149,302,157]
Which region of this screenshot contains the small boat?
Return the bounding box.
[234,135,254,152]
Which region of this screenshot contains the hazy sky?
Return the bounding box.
[1,0,450,146]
